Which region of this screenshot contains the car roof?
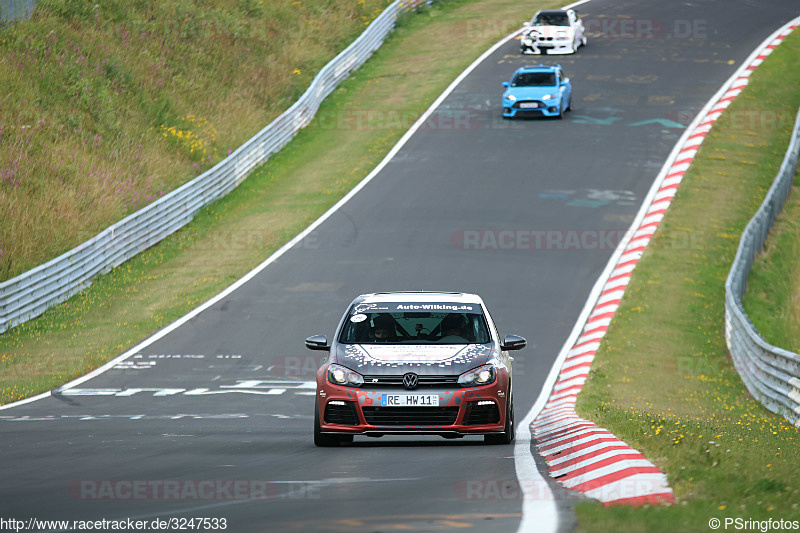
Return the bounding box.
[353,291,484,305]
[536,9,568,15]
[516,64,561,73]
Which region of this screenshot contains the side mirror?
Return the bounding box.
[305,334,330,351]
[502,81,509,87]
[560,78,569,86]
[522,21,531,27]
[501,334,527,351]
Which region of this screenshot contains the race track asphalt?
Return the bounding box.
[2,0,798,531]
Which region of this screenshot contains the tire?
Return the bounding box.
[485,393,514,445]
[314,401,351,447]
[566,94,572,112]
[556,102,564,120]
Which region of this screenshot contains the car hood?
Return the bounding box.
[505,85,561,100]
[335,343,495,375]
[526,25,573,38]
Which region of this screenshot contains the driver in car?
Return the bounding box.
[439,314,468,342]
[371,315,398,342]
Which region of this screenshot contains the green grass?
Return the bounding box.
[0,0,560,401]
[574,29,800,532]
[0,0,394,281]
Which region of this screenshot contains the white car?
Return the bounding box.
[520,9,587,55]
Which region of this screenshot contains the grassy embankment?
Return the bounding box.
[0,0,393,282]
[0,0,558,401]
[574,29,800,532]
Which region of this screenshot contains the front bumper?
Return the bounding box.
[520,38,574,55]
[316,378,509,437]
[502,100,562,118]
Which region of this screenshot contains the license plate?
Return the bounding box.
[381,394,440,407]
[519,102,541,109]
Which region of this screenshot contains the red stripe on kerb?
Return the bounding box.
[548,445,638,470]
[534,420,590,439]
[588,310,616,322]
[569,466,664,493]
[555,455,650,482]
[540,429,616,455]
[544,436,622,460]
[560,360,593,376]
[534,422,596,442]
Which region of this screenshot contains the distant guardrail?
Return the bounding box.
[1,0,36,22]
[725,108,800,427]
[0,0,428,333]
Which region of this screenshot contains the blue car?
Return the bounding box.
[501,64,572,119]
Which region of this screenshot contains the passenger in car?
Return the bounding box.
[371,315,398,342]
[439,314,469,341]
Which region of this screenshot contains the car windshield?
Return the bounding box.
[532,12,569,26]
[511,72,556,87]
[339,308,491,345]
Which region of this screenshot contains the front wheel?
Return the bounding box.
[485,394,514,445]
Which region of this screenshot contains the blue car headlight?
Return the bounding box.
[505,93,516,102]
[327,364,364,386]
[541,93,559,101]
[458,364,496,386]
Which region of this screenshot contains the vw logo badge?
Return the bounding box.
[402,373,419,390]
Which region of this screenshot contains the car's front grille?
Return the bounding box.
[463,401,500,425]
[513,101,544,109]
[360,375,459,388]
[324,401,359,425]
[362,406,459,426]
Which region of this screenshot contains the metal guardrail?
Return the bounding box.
[0,0,36,22]
[725,108,800,426]
[0,0,425,333]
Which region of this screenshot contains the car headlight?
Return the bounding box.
[458,364,496,386]
[505,93,516,102]
[556,31,568,39]
[541,93,559,101]
[327,364,364,386]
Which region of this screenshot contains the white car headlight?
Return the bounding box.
[541,93,559,101]
[556,31,568,39]
[327,364,364,386]
[458,364,496,386]
[505,93,516,102]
